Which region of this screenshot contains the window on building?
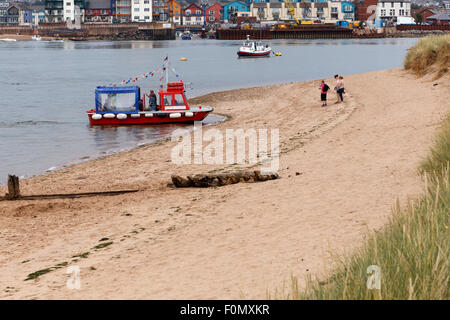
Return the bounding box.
[209,10,214,15]
[196,9,201,15]
[390,9,395,15]
[391,2,394,7]
[381,9,386,16]
[66,2,71,6]
[400,2,403,7]
[134,0,139,3]
[134,15,139,19]
[209,16,214,21]
[317,7,324,13]
[196,16,201,21]
[144,16,150,19]
[134,8,139,12]
[331,7,338,13]
[382,2,385,7]
[66,9,71,13]
[185,9,191,15]
[144,0,149,3]
[144,8,149,11]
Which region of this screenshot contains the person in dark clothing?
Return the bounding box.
[149,90,157,111]
[138,98,144,111]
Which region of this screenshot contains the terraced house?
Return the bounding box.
[0,0,10,24]
[183,3,204,26]
[132,0,152,22]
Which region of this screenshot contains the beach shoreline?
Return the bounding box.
[0,68,448,299]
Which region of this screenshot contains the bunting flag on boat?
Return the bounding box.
[103,57,182,87]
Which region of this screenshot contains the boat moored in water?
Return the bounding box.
[86,81,213,125]
[237,35,272,57]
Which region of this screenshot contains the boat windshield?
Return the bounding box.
[97,92,136,112]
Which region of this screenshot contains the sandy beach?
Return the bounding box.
[0,68,448,299]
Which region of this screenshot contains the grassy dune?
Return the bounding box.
[404,34,450,78]
[279,37,450,300]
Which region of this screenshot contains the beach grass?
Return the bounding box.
[404,34,450,78]
[278,115,450,300]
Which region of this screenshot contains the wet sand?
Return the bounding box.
[0,68,449,299]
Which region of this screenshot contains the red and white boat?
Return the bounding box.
[86,80,213,125]
[237,35,272,57]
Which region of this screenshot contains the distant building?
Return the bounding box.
[132,0,152,22]
[0,0,10,24]
[183,3,204,26]
[45,0,85,23]
[412,6,438,23]
[223,1,249,22]
[114,0,131,23]
[31,4,46,26]
[427,10,450,24]
[249,0,355,22]
[443,0,450,10]
[167,0,181,25]
[152,0,168,21]
[376,0,412,25]
[6,3,32,25]
[205,2,223,23]
[85,0,112,23]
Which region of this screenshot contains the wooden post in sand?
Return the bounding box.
[6,175,20,200]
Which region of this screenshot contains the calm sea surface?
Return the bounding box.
[0,38,418,184]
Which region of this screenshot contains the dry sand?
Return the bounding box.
[0,68,449,299]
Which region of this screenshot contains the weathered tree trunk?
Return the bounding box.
[6,175,20,200]
[171,170,279,188]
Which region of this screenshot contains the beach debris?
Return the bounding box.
[171,170,279,188]
[1,175,139,201]
[6,175,20,200]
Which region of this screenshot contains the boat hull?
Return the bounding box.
[237,50,272,57]
[87,110,212,126]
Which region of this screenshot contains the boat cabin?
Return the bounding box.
[94,81,190,114]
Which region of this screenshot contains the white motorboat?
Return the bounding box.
[0,38,17,42]
[237,35,272,57]
[32,35,42,41]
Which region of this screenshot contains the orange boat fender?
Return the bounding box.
[117,114,127,120]
[169,113,182,119]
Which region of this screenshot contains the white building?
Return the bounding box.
[132,0,152,22]
[63,0,74,21]
[376,0,412,23]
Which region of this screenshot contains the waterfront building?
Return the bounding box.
[426,10,450,24]
[45,0,85,23]
[183,3,204,26]
[0,0,10,24]
[31,4,46,26]
[249,0,355,22]
[114,0,131,22]
[6,3,32,25]
[167,0,181,25]
[132,0,152,22]
[205,2,223,23]
[152,0,168,21]
[85,0,113,23]
[375,0,412,25]
[223,1,249,22]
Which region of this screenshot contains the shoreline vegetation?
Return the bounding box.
[0,37,449,299]
[281,34,450,300]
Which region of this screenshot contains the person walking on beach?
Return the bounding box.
[334,74,340,103]
[336,76,345,103]
[320,80,329,107]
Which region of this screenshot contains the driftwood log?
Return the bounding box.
[171,170,279,188]
[1,175,139,201]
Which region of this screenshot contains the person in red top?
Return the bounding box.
[320,80,329,107]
